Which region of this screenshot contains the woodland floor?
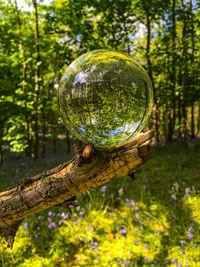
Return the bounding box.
[0,138,200,266]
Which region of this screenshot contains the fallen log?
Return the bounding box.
[0,130,154,248]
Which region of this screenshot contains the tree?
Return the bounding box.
[14,0,31,157]
[32,0,41,159]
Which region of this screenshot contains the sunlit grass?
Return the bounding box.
[0,140,200,266]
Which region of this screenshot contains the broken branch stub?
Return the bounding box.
[0,130,154,248]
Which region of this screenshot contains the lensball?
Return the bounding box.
[58,50,153,148]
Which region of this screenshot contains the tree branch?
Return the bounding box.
[0,130,154,248]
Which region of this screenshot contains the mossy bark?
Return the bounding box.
[0,130,154,248]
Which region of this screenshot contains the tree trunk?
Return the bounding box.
[41,104,46,158]
[182,103,188,138]
[0,130,154,248]
[0,124,3,166]
[162,106,167,139]
[168,0,177,141]
[32,0,40,160]
[190,0,195,138]
[53,128,57,154]
[66,130,71,154]
[197,102,200,135]
[142,1,158,142]
[191,103,195,138]
[14,0,31,158]
[178,87,182,139]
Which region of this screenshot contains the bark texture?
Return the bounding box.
[0,130,154,248]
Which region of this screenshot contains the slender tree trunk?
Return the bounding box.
[172,0,176,134]
[191,104,195,138]
[41,104,46,158]
[168,0,177,141]
[66,130,71,153]
[178,69,182,139]
[163,106,167,139]
[165,39,170,141]
[190,0,195,138]
[14,0,31,158]
[0,124,3,166]
[198,103,200,135]
[178,96,181,139]
[182,0,190,139]
[146,14,158,141]
[182,103,188,138]
[53,127,57,154]
[32,0,40,159]
[142,0,158,142]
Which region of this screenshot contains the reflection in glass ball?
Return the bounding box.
[58,50,153,148]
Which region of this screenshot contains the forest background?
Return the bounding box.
[0,0,200,163]
[0,0,200,266]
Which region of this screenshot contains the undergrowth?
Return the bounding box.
[0,141,200,266]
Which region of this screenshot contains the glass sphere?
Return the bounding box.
[58,50,153,148]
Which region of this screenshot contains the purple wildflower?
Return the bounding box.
[185,188,190,194]
[188,233,193,239]
[23,223,28,228]
[171,194,177,200]
[48,217,52,221]
[125,199,130,205]
[48,211,52,216]
[144,257,150,262]
[118,188,123,196]
[124,260,130,266]
[73,221,78,225]
[173,259,178,263]
[48,222,56,229]
[120,229,127,234]
[91,240,98,246]
[59,220,63,225]
[37,227,40,230]
[117,258,123,264]
[130,199,135,206]
[101,185,107,193]
[35,233,40,239]
[61,212,68,219]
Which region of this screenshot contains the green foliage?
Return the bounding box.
[0,0,200,162]
[0,141,200,265]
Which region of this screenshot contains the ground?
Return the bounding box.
[0,139,200,266]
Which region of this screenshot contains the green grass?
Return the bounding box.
[0,141,200,266]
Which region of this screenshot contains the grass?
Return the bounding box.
[0,140,200,266]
